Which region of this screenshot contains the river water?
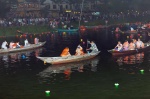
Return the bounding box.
[0,31,150,99]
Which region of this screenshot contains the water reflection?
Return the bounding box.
[0,48,45,75]
[114,52,144,66]
[38,57,99,82]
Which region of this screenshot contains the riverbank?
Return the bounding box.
[0,17,149,37]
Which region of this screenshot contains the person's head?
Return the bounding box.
[118,41,121,44]
[138,38,141,41]
[90,41,94,44]
[65,47,69,51]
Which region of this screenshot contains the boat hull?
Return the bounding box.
[37,51,100,65]
[0,42,46,54]
[109,43,150,57]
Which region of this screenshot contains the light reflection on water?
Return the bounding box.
[0,48,45,75]
[115,52,144,65]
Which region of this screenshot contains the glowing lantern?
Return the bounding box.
[140,36,142,38]
[21,54,26,59]
[130,35,133,39]
[45,90,50,96]
[79,26,86,33]
[140,69,144,74]
[127,36,129,39]
[63,32,66,35]
[44,60,46,65]
[114,83,119,89]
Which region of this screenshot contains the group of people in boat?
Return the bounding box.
[60,41,99,57]
[1,37,39,50]
[114,38,144,51]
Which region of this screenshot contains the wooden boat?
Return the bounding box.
[57,29,78,32]
[37,51,100,65]
[38,57,99,78]
[109,42,150,57]
[0,41,46,54]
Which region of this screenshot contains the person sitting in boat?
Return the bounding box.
[34,37,39,44]
[87,41,99,53]
[136,38,144,49]
[130,27,136,32]
[60,47,71,57]
[9,41,15,49]
[122,40,129,51]
[114,41,123,51]
[16,42,21,48]
[1,41,8,50]
[75,44,84,55]
[24,39,30,47]
[128,40,135,50]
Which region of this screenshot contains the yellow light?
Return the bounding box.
[44,61,46,65]
[66,10,71,12]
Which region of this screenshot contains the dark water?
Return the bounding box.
[0,31,150,99]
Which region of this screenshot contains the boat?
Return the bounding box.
[38,57,99,78]
[109,42,150,57]
[0,41,46,54]
[37,51,100,65]
[57,29,78,32]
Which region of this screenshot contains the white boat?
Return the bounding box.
[37,51,100,65]
[38,57,99,78]
[0,41,46,54]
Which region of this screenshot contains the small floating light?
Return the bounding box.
[44,60,46,65]
[21,54,26,59]
[80,39,83,42]
[45,90,50,96]
[140,36,142,38]
[114,83,119,88]
[140,69,144,74]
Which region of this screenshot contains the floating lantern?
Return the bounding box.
[127,36,129,39]
[140,69,144,74]
[140,36,142,38]
[130,35,133,39]
[21,54,26,59]
[63,32,66,35]
[45,90,51,97]
[114,83,119,89]
[44,60,46,65]
[80,39,83,42]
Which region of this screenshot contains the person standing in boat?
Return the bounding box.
[87,41,99,53]
[122,40,129,51]
[136,38,144,49]
[1,41,8,50]
[75,44,84,55]
[114,41,123,51]
[60,47,71,57]
[24,39,30,47]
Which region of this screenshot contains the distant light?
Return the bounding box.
[45,90,51,96]
[114,83,119,89]
[66,10,71,12]
[140,69,144,74]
